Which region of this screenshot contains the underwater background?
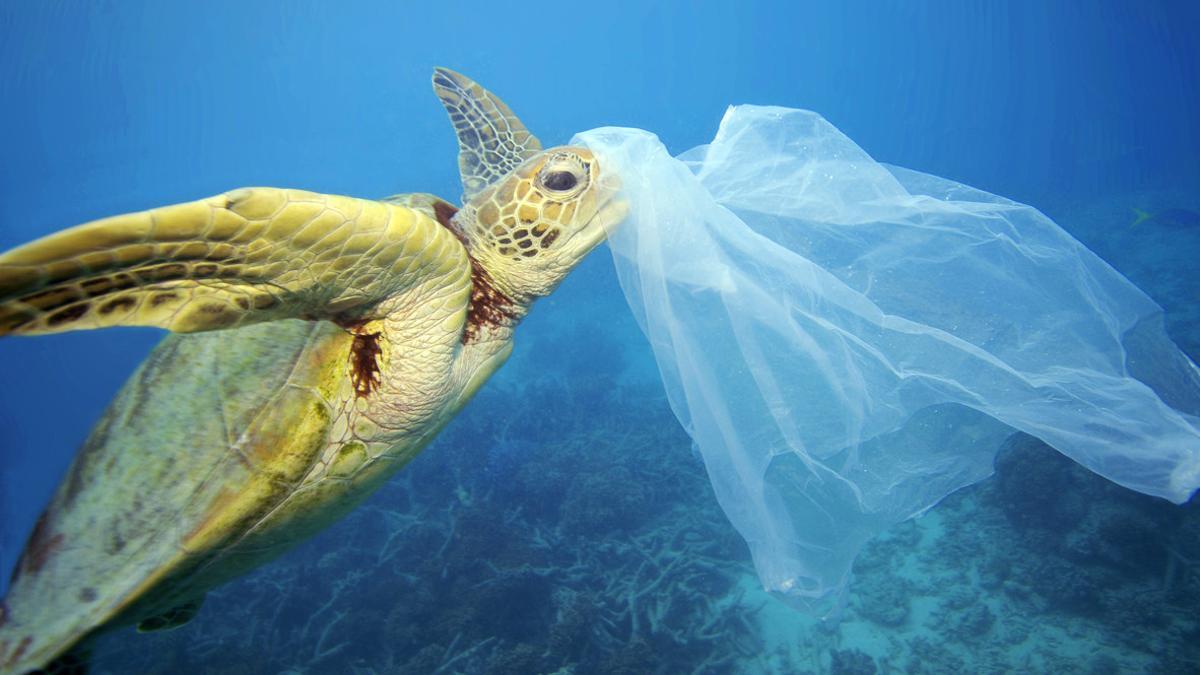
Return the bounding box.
[1,1,1198,672]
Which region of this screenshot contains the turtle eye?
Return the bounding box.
[542,171,577,192]
[536,153,589,196]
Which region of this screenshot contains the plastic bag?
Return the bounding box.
[571,106,1200,614]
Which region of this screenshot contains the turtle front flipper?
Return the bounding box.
[0,188,469,336]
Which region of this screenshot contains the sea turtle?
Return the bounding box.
[0,68,625,674]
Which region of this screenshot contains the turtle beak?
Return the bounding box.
[588,168,627,239]
[574,172,627,254]
[565,197,626,259]
[593,198,629,239]
[556,158,626,259]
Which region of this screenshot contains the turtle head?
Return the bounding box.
[456,147,624,302]
[432,67,626,305]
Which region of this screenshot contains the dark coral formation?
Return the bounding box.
[830,648,877,675]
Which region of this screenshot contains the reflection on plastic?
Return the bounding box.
[572,106,1200,615]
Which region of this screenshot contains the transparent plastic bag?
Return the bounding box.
[572,106,1200,613]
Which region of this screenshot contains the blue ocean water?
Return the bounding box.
[1,1,1197,672]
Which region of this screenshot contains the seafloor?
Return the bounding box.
[78,190,1200,674]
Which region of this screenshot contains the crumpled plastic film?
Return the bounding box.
[571,106,1200,613]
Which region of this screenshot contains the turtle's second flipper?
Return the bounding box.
[0,188,468,336]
